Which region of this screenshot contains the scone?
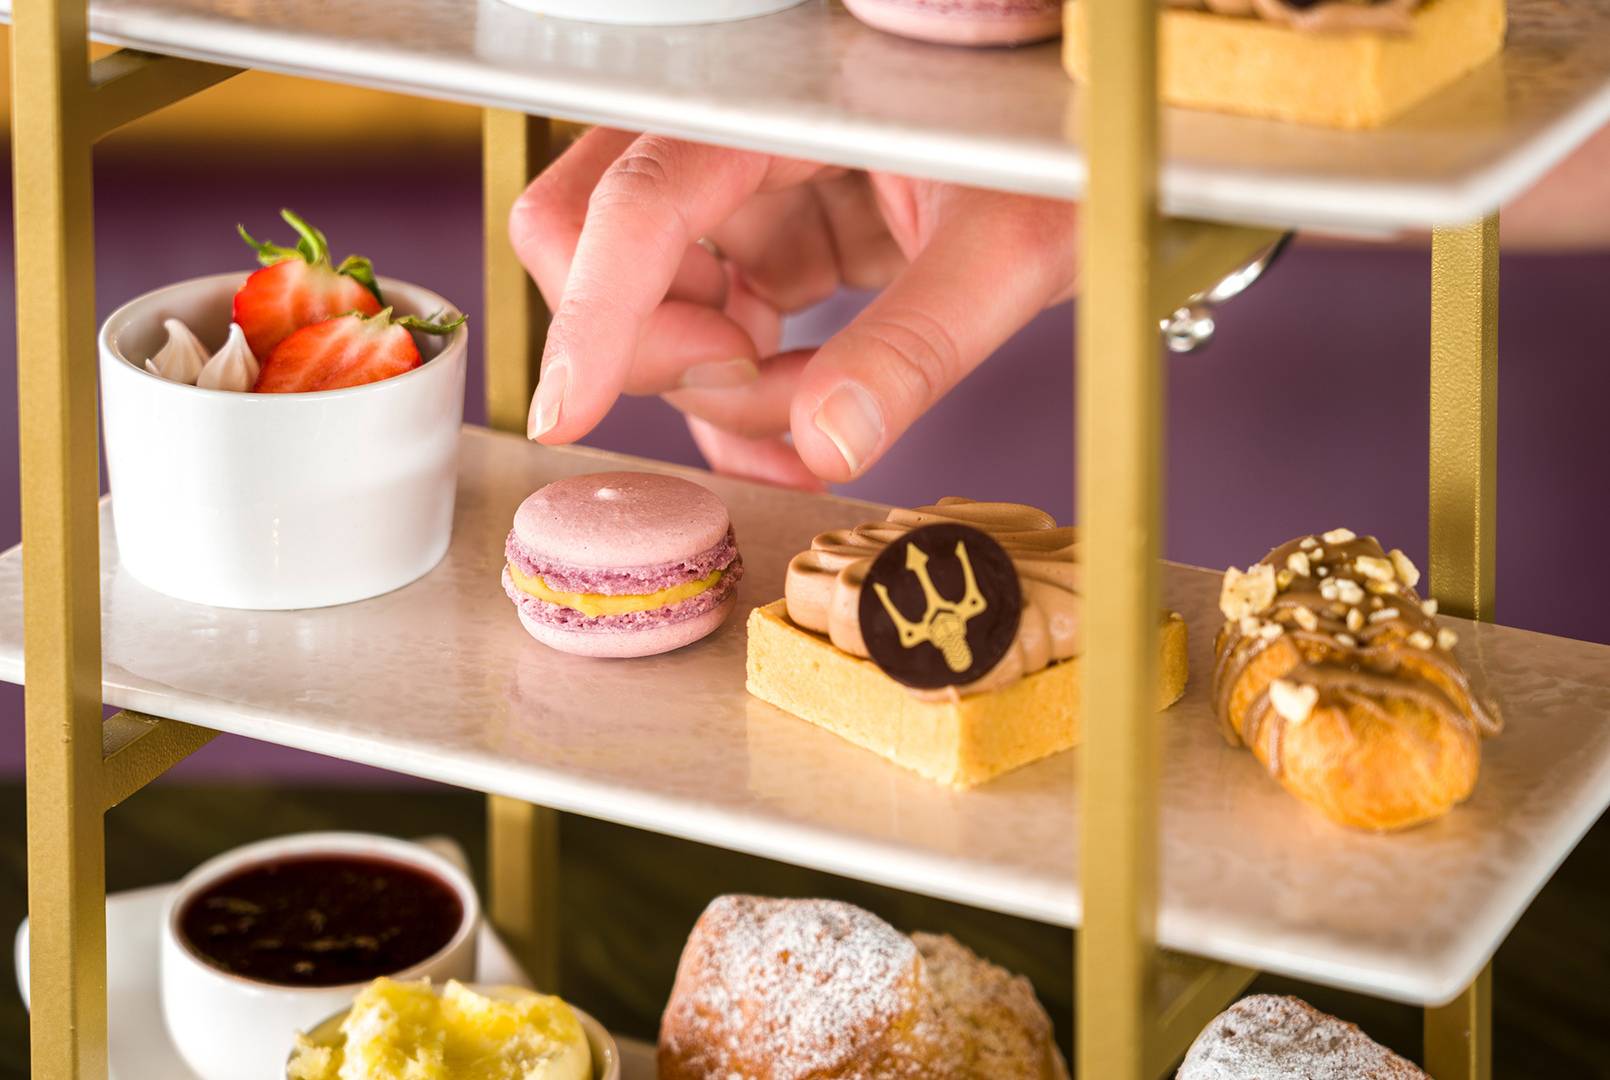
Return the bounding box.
[1178,995,1428,1078]
[1064,0,1506,129]
[658,895,1065,1079]
[746,498,1188,787]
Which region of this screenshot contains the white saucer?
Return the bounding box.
[14,838,656,1079]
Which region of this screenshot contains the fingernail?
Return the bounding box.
[812,381,883,477]
[680,358,759,390]
[528,360,567,440]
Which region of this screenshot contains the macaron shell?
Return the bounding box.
[516,593,737,658]
[843,0,1061,45]
[513,471,731,569]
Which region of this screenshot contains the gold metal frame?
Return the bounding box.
[482,108,563,993]
[10,0,1501,1075]
[1423,214,1500,1080]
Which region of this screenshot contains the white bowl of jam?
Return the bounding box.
[160,832,480,1080]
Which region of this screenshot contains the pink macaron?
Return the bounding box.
[502,471,743,658]
[844,0,1061,46]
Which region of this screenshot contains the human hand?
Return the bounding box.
[510,128,1078,489]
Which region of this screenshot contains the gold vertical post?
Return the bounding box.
[1428,215,1498,622]
[1425,215,1498,1078]
[483,108,552,432]
[1426,964,1493,1080]
[1075,0,1163,1074]
[484,107,562,991]
[13,0,109,1076]
[487,794,561,990]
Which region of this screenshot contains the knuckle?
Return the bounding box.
[848,308,962,409]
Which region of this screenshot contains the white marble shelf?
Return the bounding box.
[2,426,1609,1006]
[3,0,1610,229]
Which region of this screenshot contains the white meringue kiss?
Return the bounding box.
[144,318,209,385]
[195,323,261,392]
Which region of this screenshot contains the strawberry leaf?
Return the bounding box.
[237,224,302,267]
[396,311,468,336]
[278,208,332,265]
[336,255,385,305]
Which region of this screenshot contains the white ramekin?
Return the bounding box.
[159,832,480,1080]
[99,271,467,610]
[289,984,622,1080]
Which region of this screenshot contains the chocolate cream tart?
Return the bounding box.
[746,498,1188,787]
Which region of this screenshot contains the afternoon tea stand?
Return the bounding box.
[9,0,1610,1077]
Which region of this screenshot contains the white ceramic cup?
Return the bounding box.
[99,271,468,610]
[159,832,480,1080]
[290,984,623,1080]
[494,0,806,24]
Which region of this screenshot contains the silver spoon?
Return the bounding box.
[1161,232,1294,354]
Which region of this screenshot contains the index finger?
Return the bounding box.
[528,136,823,443]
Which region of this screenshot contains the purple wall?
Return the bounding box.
[2,145,1607,782]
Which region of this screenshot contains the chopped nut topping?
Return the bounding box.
[1259,621,1284,640]
[1354,554,1396,583]
[1320,580,1340,601]
[1388,548,1421,589]
[1322,528,1357,544]
[1310,548,1325,561]
[1335,579,1365,606]
[1408,630,1435,649]
[1286,551,1312,578]
[1239,614,1261,636]
[1293,607,1319,632]
[1269,679,1319,726]
[1367,579,1399,596]
[1299,536,1318,550]
[1422,598,1439,616]
[1335,632,1358,648]
[1438,627,1459,651]
[1277,568,1295,589]
[1316,566,1330,577]
[1220,564,1278,622]
[1370,597,1384,609]
[1346,607,1365,633]
[1369,607,1400,624]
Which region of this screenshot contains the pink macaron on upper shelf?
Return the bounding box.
[842,0,1062,47]
[502,471,744,659]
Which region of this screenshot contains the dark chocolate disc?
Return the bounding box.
[857,523,1022,690]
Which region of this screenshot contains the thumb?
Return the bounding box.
[789,190,1076,483]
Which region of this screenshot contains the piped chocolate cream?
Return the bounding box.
[785,498,1078,699]
[1166,0,1422,34]
[1213,530,1501,779]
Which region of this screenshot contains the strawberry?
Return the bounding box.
[233,209,385,359]
[253,307,466,393]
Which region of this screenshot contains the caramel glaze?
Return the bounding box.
[1166,0,1422,34]
[1213,535,1501,781]
[785,498,1079,701]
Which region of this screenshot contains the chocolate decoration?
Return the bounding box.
[857,523,1022,691]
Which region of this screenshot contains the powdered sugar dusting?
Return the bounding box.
[1178,995,1428,1079]
[659,896,1061,1079]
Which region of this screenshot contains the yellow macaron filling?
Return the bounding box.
[508,561,723,618]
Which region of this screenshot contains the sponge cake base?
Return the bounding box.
[1063,0,1506,129]
[746,599,1189,788]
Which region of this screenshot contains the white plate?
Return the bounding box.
[493,0,807,25]
[13,838,657,1079]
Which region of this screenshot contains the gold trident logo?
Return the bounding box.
[874,540,988,673]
